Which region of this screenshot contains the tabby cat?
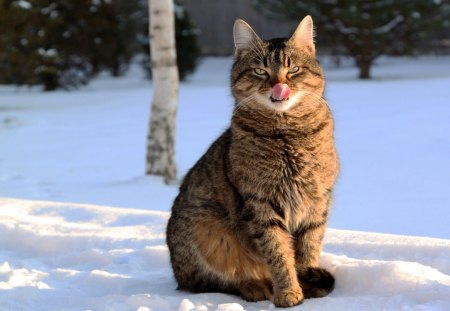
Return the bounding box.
[166,16,339,308]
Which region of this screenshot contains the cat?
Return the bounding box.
[166,15,339,308]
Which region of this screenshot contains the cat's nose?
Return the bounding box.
[271,83,291,101]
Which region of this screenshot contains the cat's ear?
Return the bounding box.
[233,19,262,55]
[290,15,315,56]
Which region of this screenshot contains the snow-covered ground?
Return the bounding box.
[0,56,449,310]
[1,198,449,311]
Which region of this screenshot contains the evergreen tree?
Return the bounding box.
[253,0,450,79]
[0,0,144,90]
[88,0,144,77]
[0,0,38,86]
[37,0,93,90]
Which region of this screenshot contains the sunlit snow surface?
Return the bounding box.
[0,56,449,310]
[0,198,449,310]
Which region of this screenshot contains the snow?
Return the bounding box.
[0,55,450,310]
[373,15,404,34]
[14,0,32,10]
[0,198,449,310]
[38,48,58,58]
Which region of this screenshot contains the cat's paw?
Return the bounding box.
[297,266,335,298]
[273,287,304,308]
[239,279,273,302]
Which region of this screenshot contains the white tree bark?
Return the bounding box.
[146,0,179,183]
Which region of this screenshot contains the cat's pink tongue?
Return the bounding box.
[271,83,291,101]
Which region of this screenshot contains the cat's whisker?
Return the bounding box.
[291,88,327,105]
[237,89,271,106]
[237,93,264,111]
[290,87,322,98]
[234,93,260,114]
[248,41,264,58]
[248,55,264,64]
[253,39,267,61]
[247,40,265,63]
[241,47,265,64]
[247,53,264,65]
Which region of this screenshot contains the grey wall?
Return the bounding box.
[180,0,299,56]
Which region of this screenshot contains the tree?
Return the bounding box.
[0,0,94,90]
[88,0,145,77]
[141,0,200,80]
[0,0,144,90]
[146,0,179,183]
[173,1,200,80]
[0,0,39,87]
[253,0,450,79]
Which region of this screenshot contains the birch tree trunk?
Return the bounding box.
[146,0,179,183]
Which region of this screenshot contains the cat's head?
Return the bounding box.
[231,16,324,113]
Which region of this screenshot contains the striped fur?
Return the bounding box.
[166,16,338,308]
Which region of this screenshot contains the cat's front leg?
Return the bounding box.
[293,222,335,298]
[294,220,326,267]
[240,200,303,307]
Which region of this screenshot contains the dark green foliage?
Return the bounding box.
[0,0,39,87]
[141,0,200,81]
[0,0,143,91]
[174,4,201,80]
[253,0,450,78]
[88,0,145,77]
[0,0,199,90]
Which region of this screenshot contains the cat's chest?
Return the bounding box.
[258,136,317,183]
[229,132,333,231]
[231,134,321,198]
[256,137,327,228]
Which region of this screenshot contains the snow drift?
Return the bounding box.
[0,198,449,311]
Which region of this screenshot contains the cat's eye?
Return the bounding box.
[288,66,300,73]
[253,68,267,75]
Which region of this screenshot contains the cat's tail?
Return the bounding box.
[297,266,335,298]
